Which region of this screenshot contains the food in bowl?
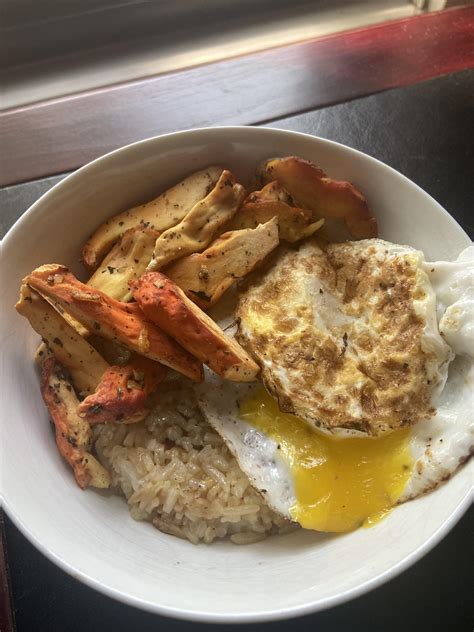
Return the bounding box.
[15,156,473,544]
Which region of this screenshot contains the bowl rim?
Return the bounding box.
[2,126,470,248]
[1,125,472,623]
[3,479,472,623]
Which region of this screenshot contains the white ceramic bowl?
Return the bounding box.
[1,127,471,623]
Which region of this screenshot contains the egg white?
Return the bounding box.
[195,373,295,519]
[399,355,473,502]
[423,245,474,358]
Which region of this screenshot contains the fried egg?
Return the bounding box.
[236,239,453,435]
[195,243,473,533]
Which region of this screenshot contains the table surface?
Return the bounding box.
[1,69,473,632]
[3,6,473,187]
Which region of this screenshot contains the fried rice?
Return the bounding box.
[94,379,290,544]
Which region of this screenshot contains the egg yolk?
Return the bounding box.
[240,389,413,533]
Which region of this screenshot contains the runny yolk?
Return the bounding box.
[239,389,413,533]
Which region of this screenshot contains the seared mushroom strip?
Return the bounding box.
[16,285,108,396]
[82,166,223,271]
[165,218,279,308]
[224,181,324,243]
[147,170,246,271]
[88,227,159,301]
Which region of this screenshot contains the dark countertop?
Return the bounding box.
[2,69,473,632]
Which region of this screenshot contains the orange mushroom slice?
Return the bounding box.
[41,357,110,489]
[258,156,377,239]
[77,356,167,424]
[25,264,203,383]
[130,272,260,382]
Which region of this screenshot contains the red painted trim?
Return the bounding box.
[1,6,473,186]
